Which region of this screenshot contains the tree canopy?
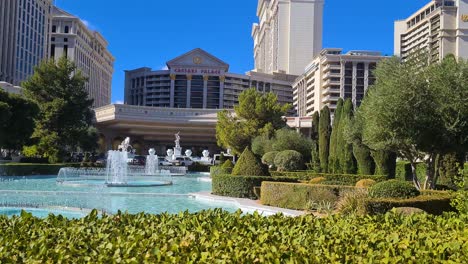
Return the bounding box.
[216,88,290,155]
[22,57,98,163]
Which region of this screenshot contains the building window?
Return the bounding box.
[50,44,55,57]
[52,25,56,32]
[64,26,69,33]
[64,38,68,42]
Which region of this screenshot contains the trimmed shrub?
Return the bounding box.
[371,150,397,178]
[232,148,269,176]
[336,189,369,216]
[274,150,304,172]
[319,106,331,173]
[212,175,297,199]
[395,162,427,184]
[353,143,375,175]
[261,151,279,169]
[355,179,377,188]
[270,171,387,185]
[221,159,234,169]
[309,177,326,184]
[365,195,454,215]
[393,207,426,216]
[369,180,420,199]
[210,166,231,177]
[260,182,355,210]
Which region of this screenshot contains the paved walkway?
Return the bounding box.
[190,192,307,216]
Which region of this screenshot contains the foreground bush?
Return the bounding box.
[369,180,420,199]
[212,175,297,199]
[274,150,304,172]
[232,148,269,176]
[0,210,467,262]
[355,179,376,188]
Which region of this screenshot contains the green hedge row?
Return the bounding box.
[260,182,455,215]
[0,164,80,176]
[212,175,297,199]
[209,166,232,177]
[269,171,387,185]
[1,210,467,262]
[261,182,354,210]
[366,194,455,215]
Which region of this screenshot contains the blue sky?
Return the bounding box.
[55,0,430,103]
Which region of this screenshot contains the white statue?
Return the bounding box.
[149,148,156,156]
[174,132,181,149]
[166,149,174,160]
[185,149,192,157]
[118,137,132,152]
[202,150,210,158]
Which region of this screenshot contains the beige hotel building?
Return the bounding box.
[395,0,468,62]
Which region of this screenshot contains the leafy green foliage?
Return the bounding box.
[353,143,375,175]
[310,112,321,173]
[438,152,465,188]
[0,210,467,262]
[221,159,234,169]
[366,195,454,215]
[336,189,369,216]
[209,166,232,177]
[232,148,269,176]
[216,88,290,154]
[212,174,297,199]
[251,135,272,157]
[270,171,387,185]
[369,180,420,199]
[261,182,354,210]
[252,129,313,161]
[22,57,98,163]
[319,106,331,173]
[261,151,279,169]
[0,90,39,151]
[274,150,304,172]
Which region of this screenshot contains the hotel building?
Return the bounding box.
[50,7,115,108]
[252,0,324,76]
[395,0,468,62]
[0,0,52,85]
[292,49,386,117]
[124,48,296,110]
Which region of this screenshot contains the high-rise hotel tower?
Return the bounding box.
[0,0,52,85]
[252,0,324,76]
[395,0,468,62]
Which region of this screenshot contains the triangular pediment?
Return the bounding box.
[166,48,229,71]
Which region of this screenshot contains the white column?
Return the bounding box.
[340,60,346,98]
[170,74,175,108]
[203,75,208,109]
[364,62,370,93]
[186,75,192,108]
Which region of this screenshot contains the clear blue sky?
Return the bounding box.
[55,0,430,103]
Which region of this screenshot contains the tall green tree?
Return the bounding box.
[328,98,344,173]
[338,99,357,174]
[371,150,397,178]
[344,113,375,175]
[22,57,97,163]
[319,106,331,173]
[310,112,321,172]
[0,90,39,152]
[359,55,468,189]
[216,88,290,155]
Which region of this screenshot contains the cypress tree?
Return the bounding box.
[338,99,357,174]
[371,150,397,178]
[310,112,321,172]
[328,98,344,173]
[319,106,331,173]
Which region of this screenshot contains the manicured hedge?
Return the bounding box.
[209,166,232,177]
[395,162,427,182]
[270,171,386,185]
[187,162,210,172]
[1,210,467,262]
[261,182,355,210]
[0,164,80,176]
[366,194,455,215]
[212,174,297,199]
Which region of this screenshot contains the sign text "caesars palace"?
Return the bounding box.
[173,68,223,75]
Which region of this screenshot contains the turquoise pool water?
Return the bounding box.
[0,174,238,217]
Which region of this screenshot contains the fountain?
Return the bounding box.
[57,138,173,187]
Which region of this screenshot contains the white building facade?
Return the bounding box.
[252,0,324,76]
[50,7,115,108]
[293,49,386,117]
[124,48,296,111]
[0,0,52,86]
[395,0,468,62]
